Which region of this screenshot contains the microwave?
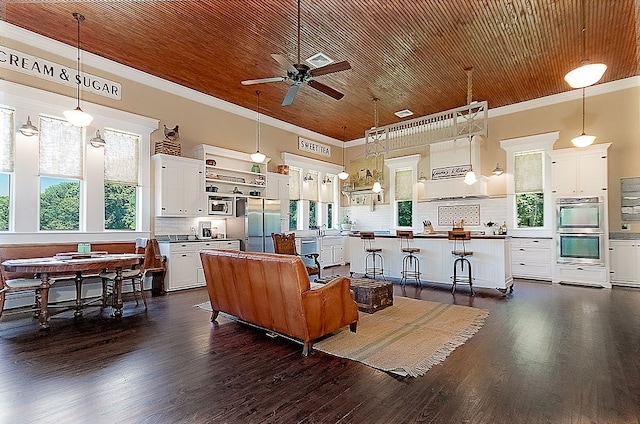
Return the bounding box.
[208,197,233,216]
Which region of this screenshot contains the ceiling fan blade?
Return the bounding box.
[307,80,344,100]
[309,61,351,77]
[241,76,286,85]
[282,83,302,106]
[271,54,298,73]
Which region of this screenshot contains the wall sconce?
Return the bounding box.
[418,172,428,182]
[19,116,39,136]
[322,176,332,184]
[492,163,504,176]
[89,130,106,148]
[303,173,314,182]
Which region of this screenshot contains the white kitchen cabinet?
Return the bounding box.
[153,154,204,217]
[319,236,344,268]
[159,240,241,291]
[609,240,640,286]
[511,238,553,281]
[266,172,290,232]
[550,144,610,196]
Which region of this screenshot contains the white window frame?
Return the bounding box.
[385,155,421,230]
[500,131,558,237]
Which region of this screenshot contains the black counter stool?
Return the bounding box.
[448,230,474,295]
[397,230,421,287]
[360,232,385,280]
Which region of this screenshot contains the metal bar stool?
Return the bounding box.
[360,232,385,280]
[448,230,474,295]
[397,230,421,287]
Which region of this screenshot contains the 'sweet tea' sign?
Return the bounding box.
[298,137,331,157]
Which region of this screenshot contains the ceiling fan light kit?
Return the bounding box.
[64,12,93,128]
[241,0,351,106]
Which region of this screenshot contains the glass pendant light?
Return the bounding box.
[564,0,606,88]
[464,136,477,185]
[571,88,596,147]
[372,153,382,193]
[19,116,39,136]
[250,90,266,163]
[337,125,349,180]
[64,13,93,127]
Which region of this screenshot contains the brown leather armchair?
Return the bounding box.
[271,233,320,279]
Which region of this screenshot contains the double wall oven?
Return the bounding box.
[556,197,605,265]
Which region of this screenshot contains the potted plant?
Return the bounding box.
[340,215,353,231]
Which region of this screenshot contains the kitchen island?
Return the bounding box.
[348,233,513,294]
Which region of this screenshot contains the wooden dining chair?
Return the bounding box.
[271,233,321,279]
[0,264,45,320]
[100,238,166,309]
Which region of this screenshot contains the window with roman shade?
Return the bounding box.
[289,167,301,230]
[514,150,544,228]
[320,174,334,203]
[104,129,140,230]
[302,170,319,201]
[38,115,82,230]
[0,108,15,231]
[395,168,413,227]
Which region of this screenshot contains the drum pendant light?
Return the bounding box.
[64,13,93,127]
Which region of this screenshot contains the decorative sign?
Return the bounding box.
[432,164,471,180]
[298,137,331,157]
[0,46,122,100]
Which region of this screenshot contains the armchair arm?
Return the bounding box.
[301,276,358,340]
[302,252,321,278]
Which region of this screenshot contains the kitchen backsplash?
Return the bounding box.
[154,217,227,237]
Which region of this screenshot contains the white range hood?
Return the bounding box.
[422,176,489,200]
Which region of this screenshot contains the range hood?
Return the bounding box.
[421,176,489,200]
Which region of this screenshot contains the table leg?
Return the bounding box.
[39,273,51,330]
[74,271,83,317]
[113,267,124,317]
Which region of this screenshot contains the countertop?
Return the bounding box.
[156,235,238,243]
[348,232,510,239]
[609,232,640,240]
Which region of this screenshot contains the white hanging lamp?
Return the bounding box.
[19,116,39,136]
[64,13,93,127]
[337,125,350,180]
[564,0,606,88]
[250,90,266,163]
[571,88,596,147]
[464,136,477,185]
[372,153,382,193]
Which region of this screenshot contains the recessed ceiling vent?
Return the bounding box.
[394,109,414,118]
[306,52,334,68]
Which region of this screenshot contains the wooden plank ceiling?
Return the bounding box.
[3,0,638,141]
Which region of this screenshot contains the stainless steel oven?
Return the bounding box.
[557,233,605,265]
[556,196,604,233]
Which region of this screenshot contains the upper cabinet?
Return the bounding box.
[193,144,267,199]
[550,143,610,197]
[266,172,290,201]
[153,154,204,217]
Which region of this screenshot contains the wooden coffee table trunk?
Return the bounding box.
[349,278,393,314]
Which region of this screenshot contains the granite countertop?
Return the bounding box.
[348,232,509,239]
[609,232,640,240]
[156,235,237,243]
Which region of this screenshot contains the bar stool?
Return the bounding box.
[360,232,385,280]
[448,230,474,295]
[397,230,421,287]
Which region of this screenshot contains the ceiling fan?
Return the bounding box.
[241,0,351,106]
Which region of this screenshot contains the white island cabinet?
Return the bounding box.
[159,240,240,291]
[348,234,513,293]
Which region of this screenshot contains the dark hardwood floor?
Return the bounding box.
[1,270,639,424]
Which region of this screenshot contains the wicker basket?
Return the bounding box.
[155,140,181,156]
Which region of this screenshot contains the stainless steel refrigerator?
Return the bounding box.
[227,198,281,252]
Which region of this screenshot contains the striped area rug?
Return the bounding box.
[314,296,489,377]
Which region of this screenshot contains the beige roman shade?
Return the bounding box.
[104,129,140,185]
[514,151,543,193]
[320,174,334,203]
[395,168,413,200]
[0,108,15,173]
[289,167,300,200]
[39,116,83,178]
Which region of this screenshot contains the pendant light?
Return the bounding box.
[337,125,349,180]
[564,0,606,88]
[571,88,596,147]
[372,153,382,193]
[464,136,477,185]
[89,130,106,148]
[250,90,266,163]
[19,116,39,136]
[64,13,93,127]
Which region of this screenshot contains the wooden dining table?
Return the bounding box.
[1,253,143,329]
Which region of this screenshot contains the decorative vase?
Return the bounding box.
[341,223,352,231]
[251,164,261,173]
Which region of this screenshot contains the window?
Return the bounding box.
[309,201,318,227]
[395,168,413,227]
[39,116,82,231]
[289,167,301,230]
[0,108,14,231]
[327,203,333,228]
[104,129,140,230]
[514,151,544,228]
